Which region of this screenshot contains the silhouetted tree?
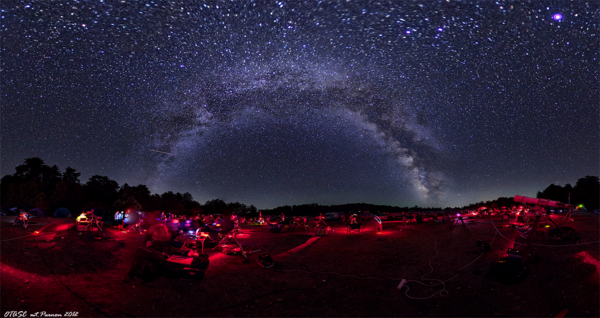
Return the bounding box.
[49,166,84,213]
[537,184,571,203]
[160,191,185,215]
[83,175,120,211]
[18,180,41,210]
[249,205,258,214]
[536,176,599,209]
[62,167,81,184]
[203,199,228,215]
[118,184,152,210]
[50,180,83,213]
[113,195,142,211]
[178,192,201,214]
[573,176,599,209]
[13,157,62,195]
[33,192,50,211]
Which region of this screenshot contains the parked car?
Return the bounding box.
[374,213,388,221]
[324,212,341,221]
[356,211,387,222]
[387,212,403,220]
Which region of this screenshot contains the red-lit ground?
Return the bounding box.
[1,214,598,317]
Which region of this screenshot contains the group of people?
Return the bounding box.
[143,212,244,253]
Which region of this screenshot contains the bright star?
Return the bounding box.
[552,13,563,21]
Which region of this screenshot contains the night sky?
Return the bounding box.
[2,1,598,209]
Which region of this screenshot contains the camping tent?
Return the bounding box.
[28,208,45,217]
[54,207,71,218]
[2,207,19,216]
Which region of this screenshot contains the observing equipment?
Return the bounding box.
[313,214,330,235]
[512,195,577,242]
[513,195,571,208]
[213,217,260,261]
[194,228,211,254]
[13,211,29,229]
[76,212,90,225]
[80,211,104,236]
[126,211,145,234]
[489,195,577,284]
[447,215,476,245]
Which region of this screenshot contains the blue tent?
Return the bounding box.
[28,208,45,217]
[54,207,71,218]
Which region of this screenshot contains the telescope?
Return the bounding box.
[513,195,570,208]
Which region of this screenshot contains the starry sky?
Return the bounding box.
[2,1,598,209]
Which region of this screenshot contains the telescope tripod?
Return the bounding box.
[13,216,29,229]
[81,217,104,236]
[447,217,475,244]
[213,231,260,261]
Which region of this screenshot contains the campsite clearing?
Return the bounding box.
[1,214,598,317]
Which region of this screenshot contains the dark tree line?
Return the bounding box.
[462,196,519,211]
[460,176,599,211]
[261,203,442,216]
[0,157,258,216]
[536,176,599,210]
[2,158,597,216]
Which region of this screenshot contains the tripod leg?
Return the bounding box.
[97,222,105,236]
[446,220,458,244]
[232,235,247,259]
[461,221,475,242]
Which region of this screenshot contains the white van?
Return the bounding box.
[323,212,340,220]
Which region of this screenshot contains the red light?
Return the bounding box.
[575,251,599,281]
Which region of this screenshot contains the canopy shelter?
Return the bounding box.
[54,207,72,218]
[27,208,45,218]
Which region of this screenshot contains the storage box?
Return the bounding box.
[316,228,328,236]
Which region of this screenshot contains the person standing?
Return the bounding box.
[144,211,172,253]
[114,211,125,230]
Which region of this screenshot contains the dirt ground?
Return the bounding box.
[1,213,598,318]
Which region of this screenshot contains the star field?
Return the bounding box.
[2,1,598,208]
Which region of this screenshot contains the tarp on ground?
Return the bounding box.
[54,207,71,217]
[28,208,45,217]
